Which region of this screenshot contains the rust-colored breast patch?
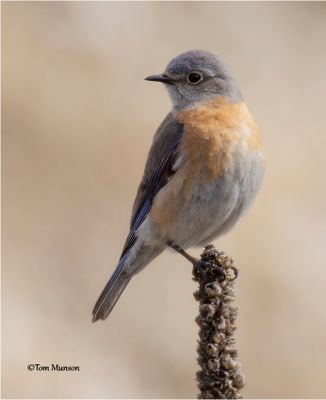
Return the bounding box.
[175,97,262,182]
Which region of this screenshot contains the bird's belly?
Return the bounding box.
[194,155,264,246]
[150,147,264,248]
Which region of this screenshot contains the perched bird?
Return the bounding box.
[92,49,264,322]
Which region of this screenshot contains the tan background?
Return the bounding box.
[2,1,326,398]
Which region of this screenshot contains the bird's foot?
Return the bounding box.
[167,240,226,282]
[193,259,227,282]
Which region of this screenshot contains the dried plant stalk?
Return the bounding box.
[193,245,245,399]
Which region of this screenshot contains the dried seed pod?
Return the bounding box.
[205,282,222,297]
[224,345,235,353]
[193,245,245,399]
[200,303,216,318]
[233,372,246,389]
[217,316,226,330]
[212,332,225,344]
[208,358,220,371]
[206,343,218,356]
[221,354,240,370]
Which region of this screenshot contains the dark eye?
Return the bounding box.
[187,72,203,84]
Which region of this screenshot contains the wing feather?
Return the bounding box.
[120,113,183,259]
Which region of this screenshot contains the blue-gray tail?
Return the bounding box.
[92,253,131,322]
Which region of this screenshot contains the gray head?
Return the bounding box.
[145,50,242,110]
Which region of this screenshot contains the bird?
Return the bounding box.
[92,49,264,322]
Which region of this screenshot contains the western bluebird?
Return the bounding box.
[92,49,264,322]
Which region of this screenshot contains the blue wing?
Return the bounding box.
[120,113,183,259]
[92,113,183,321]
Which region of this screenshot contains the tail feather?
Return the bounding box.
[92,243,164,322]
[92,254,131,322]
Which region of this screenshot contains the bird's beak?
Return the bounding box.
[145,73,174,84]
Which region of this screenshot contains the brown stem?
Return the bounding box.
[193,245,245,399]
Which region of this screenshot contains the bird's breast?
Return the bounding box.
[175,97,264,183]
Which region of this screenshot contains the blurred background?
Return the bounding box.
[2,1,326,398]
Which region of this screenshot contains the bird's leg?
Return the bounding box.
[167,240,226,281]
[167,240,198,264]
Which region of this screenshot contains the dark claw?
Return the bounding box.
[215,266,227,282]
[230,266,239,281]
[194,260,226,282]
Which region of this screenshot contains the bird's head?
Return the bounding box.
[145,49,242,110]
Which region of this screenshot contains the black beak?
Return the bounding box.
[145,74,174,84]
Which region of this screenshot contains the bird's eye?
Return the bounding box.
[187,72,203,84]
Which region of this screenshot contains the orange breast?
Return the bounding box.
[175,97,263,182]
